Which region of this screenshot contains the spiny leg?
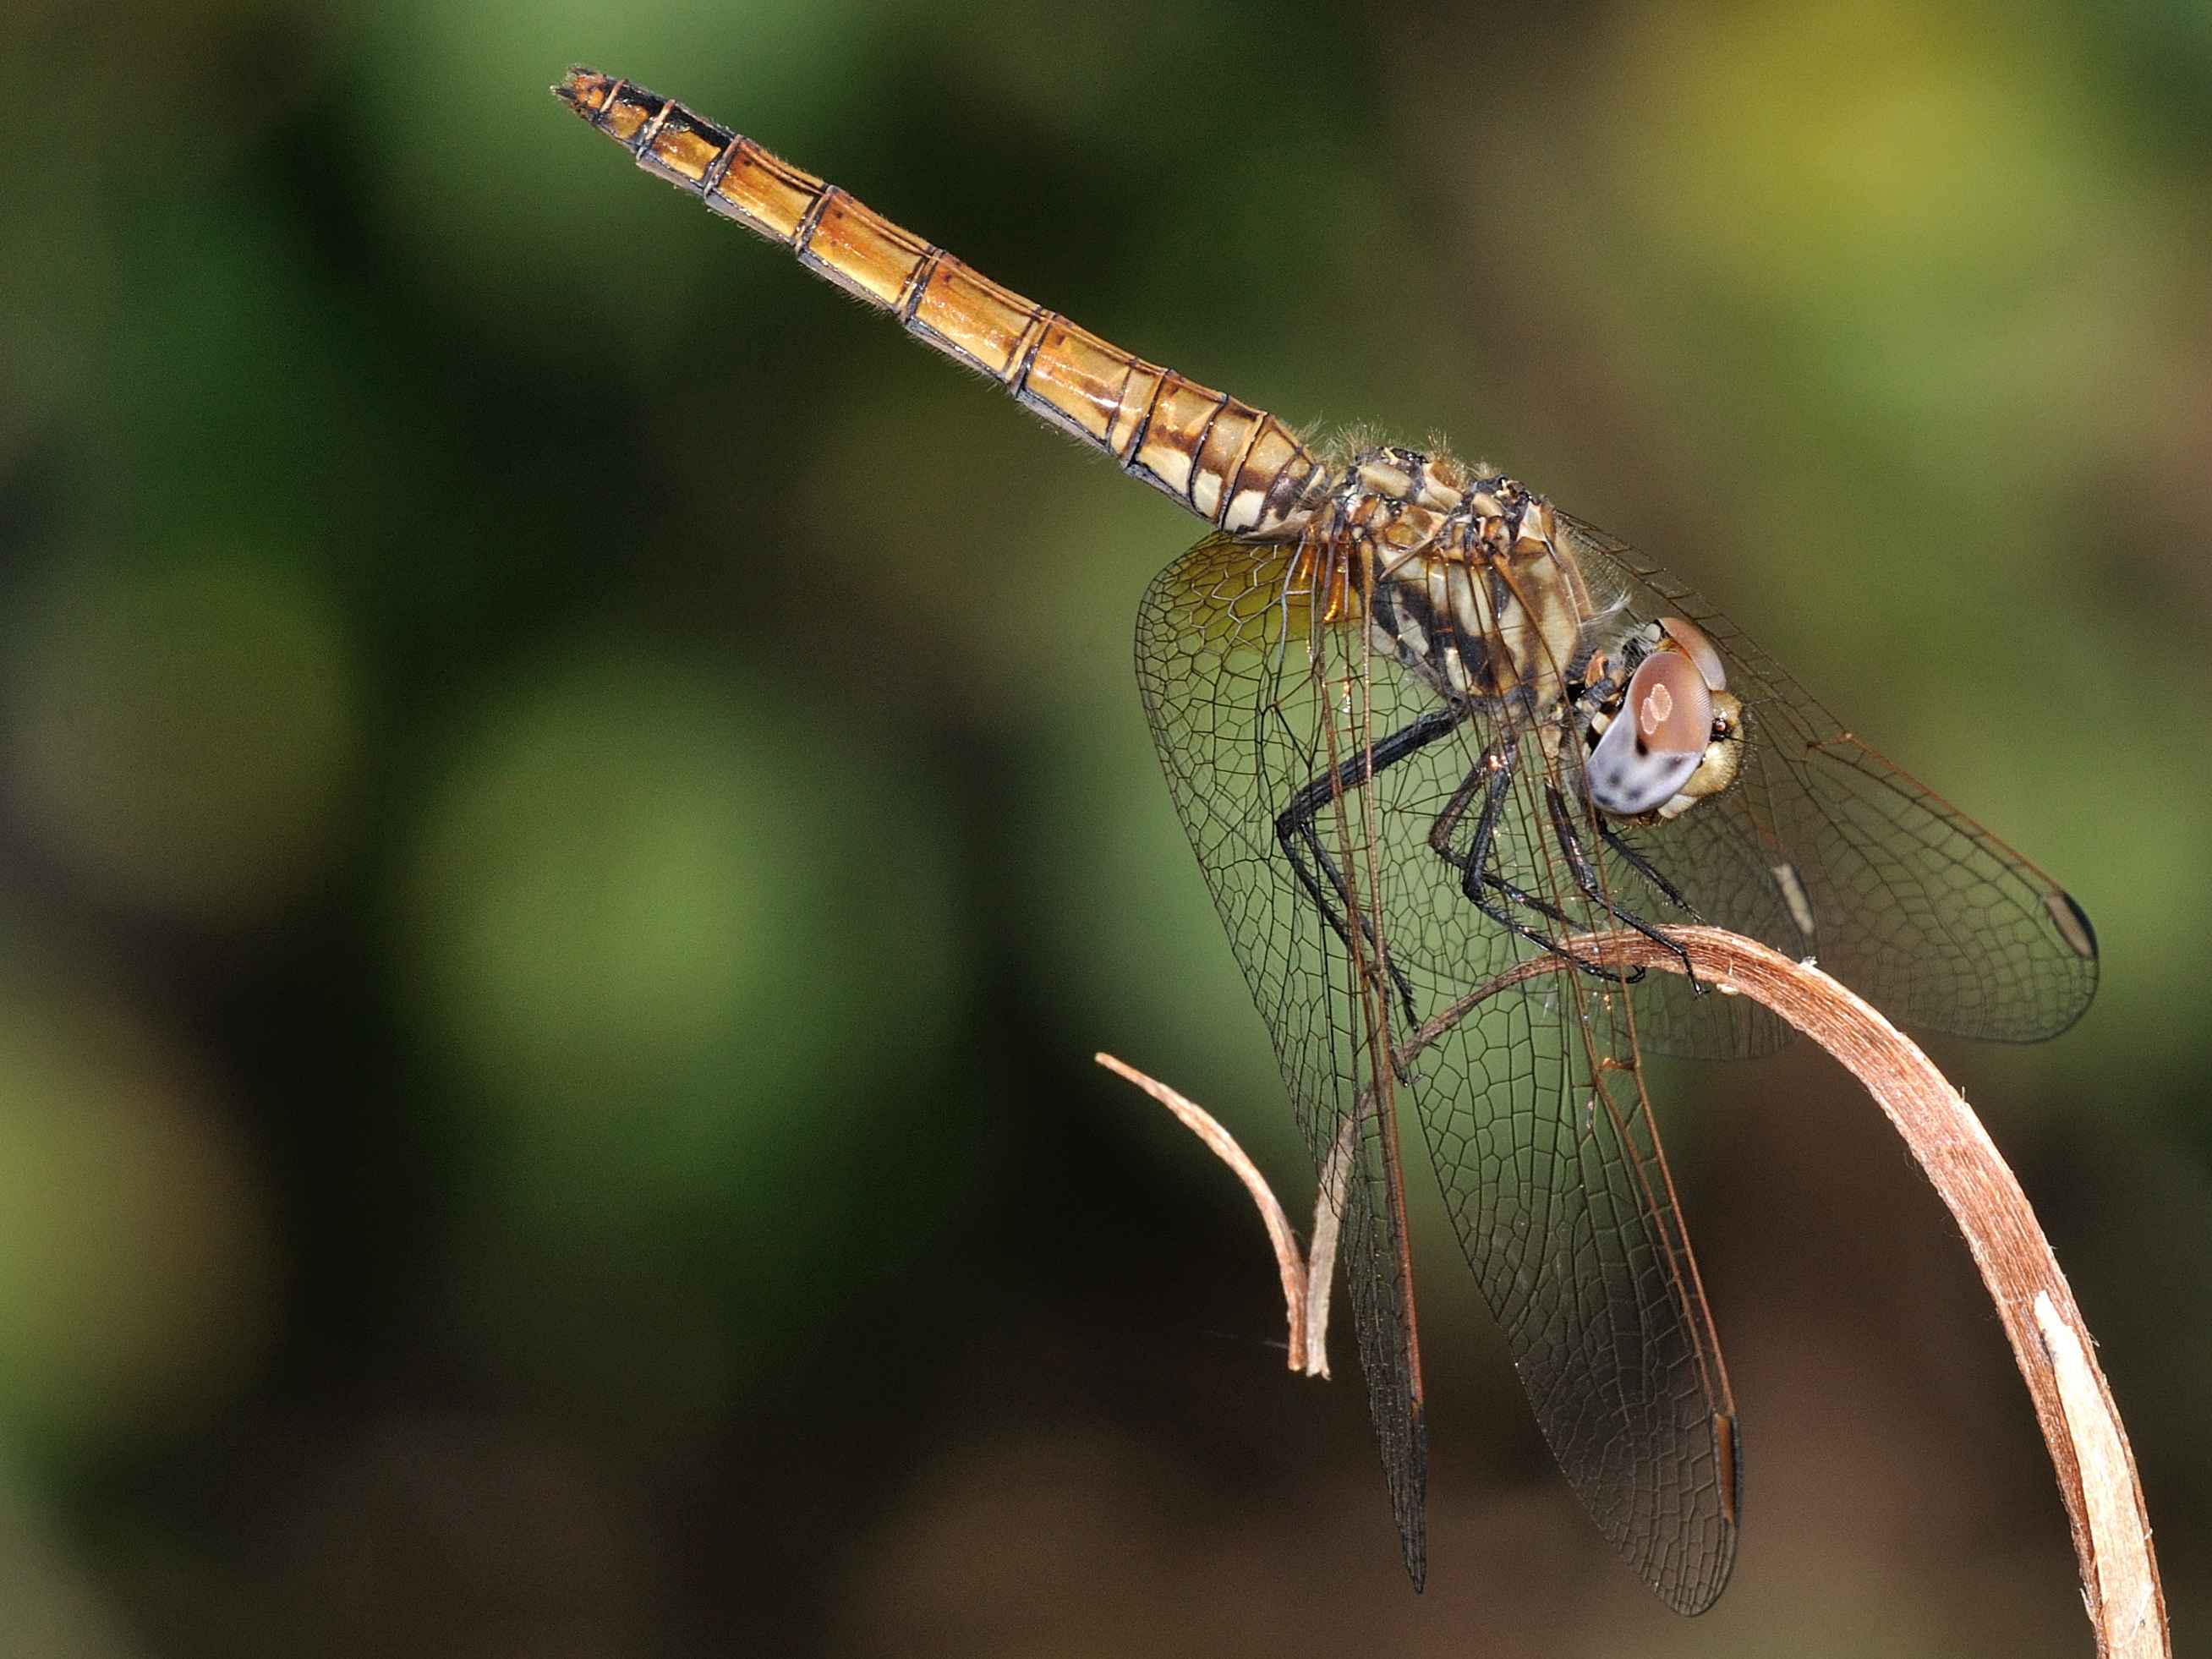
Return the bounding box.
[1276,706,1466,1026]
[1596,816,1702,918]
[1426,732,1637,982]
[1426,738,1578,929]
[1541,782,1701,989]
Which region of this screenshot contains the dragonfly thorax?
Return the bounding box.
[1319,446,1598,712]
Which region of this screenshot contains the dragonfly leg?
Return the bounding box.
[1276,706,1467,1026]
[1427,753,1577,928]
[1427,735,1637,982]
[1595,818,1703,919]
[1543,783,1702,990]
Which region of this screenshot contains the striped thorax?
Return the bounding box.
[1289,446,1598,714]
[1296,448,1744,821]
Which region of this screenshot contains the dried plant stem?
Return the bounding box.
[1093,1052,1332,1377]
[1099,925,2165,1656]
[1487,926,2167,1659]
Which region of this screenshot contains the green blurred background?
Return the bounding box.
[3,1,2208,1653]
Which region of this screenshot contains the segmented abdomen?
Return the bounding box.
[556,68,1324,538]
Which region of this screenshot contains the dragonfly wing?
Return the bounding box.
[1559,512,2100,1046]
[1407,973,1742,1613]
[1393,711,1742,1612]
[1137,532,1430,1584]
[1590,791,1803,1060]
[1138,530,1739,1610]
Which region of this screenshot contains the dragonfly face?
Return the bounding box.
[555,67,2100,1618]
[1575,615,1748,824]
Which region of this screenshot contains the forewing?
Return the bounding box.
[1410,977,1741,1612]
[1137,530,1739,1611]
[1558,512,2100,1046]
[1389,707,1742,1613]
[1136,532,1429,1584]
[1591,787,1802,1060]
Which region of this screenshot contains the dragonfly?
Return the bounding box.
[552,67,2100,1615]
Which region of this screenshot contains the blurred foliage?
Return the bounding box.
[0,0,2207,1654]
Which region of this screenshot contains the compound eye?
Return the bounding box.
[1659,614,1727,691]
[1586,650,1715,817]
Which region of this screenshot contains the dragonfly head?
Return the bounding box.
[1582,616,1744,823]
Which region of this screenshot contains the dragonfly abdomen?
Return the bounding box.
[555,68,1325,537]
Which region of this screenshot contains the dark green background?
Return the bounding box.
[4,2,2208,1653]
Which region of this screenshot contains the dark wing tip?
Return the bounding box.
[1663,1411,1743,1617]
[1401,1524,1427,1593]
[1399,1403,1429,1591]
[2047,886,2099,962]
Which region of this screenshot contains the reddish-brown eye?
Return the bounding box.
[1630,651,1712,753]
[1659,615,1727,691]
[1587,651,1715,816]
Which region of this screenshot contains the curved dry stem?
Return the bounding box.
[1098,928,2164,1656]
[1094,1052,1331,1378]
[1524,928,2168,1659]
